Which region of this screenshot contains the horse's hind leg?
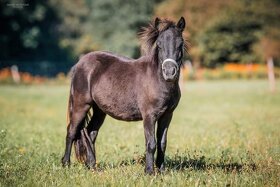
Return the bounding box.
[61,100,91,167]
[86,107,106,168]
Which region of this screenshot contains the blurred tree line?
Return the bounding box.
[0,0,279,75]
[0,0,161,75]
[156,0,280,67]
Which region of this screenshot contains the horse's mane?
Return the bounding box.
[138,18,188,60]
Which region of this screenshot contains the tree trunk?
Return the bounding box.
[267,57,276,93]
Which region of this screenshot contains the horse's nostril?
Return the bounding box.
[171,68,176,76]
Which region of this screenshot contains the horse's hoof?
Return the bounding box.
[144,168,155,175]
[157,168,166,175]
[85,161,96,170]
[62,162,70,168]
[87,165,96,171]
[157,165,166,174]
[89,167,97,173]
[61,158,70,168]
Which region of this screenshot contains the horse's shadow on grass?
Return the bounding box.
[98,154,256,173]
[163,155,256,172]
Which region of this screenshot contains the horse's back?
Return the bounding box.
[79,51,133,65]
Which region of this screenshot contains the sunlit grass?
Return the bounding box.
[0,80,279,186]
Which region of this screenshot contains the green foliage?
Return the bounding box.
[197,0,280,67]
[0,0,70,62]
[0,81,280,186]
[0,0,161,67]
[50,0,94,57]
[86,0,160,58]
[156,0,280,67]
[198,15,261,67]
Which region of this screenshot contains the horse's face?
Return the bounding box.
[157,17,185,82]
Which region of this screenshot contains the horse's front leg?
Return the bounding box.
[143,115,156,175]
[156,112,172,172]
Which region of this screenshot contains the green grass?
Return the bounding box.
[0,80,279,186]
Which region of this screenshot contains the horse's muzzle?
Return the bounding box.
[162,58,179,81]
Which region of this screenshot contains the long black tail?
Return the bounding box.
[73,109,93,163]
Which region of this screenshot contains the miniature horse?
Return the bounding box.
[62,17,187,174]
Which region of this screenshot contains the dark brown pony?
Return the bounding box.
[62,17,187,174]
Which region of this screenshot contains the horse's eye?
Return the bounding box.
[177,50,182,61]
[157,41,161,48]
[178,43,183,49]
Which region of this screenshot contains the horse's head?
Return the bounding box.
[139,17,187,82]
[155,17,186,82]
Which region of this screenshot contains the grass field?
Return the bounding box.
[0,80,279,186]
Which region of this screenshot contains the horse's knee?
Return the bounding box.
[147,139,156,153]
[67,127,78,140]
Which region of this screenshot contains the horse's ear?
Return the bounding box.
[177,17,186,32]
[154,17,160,30]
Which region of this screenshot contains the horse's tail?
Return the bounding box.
[73,108,93,163]
[73,133,87,163]
[66,65,75,128]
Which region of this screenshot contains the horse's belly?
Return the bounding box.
[93,95,142,121]
[107,108,143,121]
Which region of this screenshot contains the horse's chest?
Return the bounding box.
[158,95,179,112]
[141,88,180,118]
